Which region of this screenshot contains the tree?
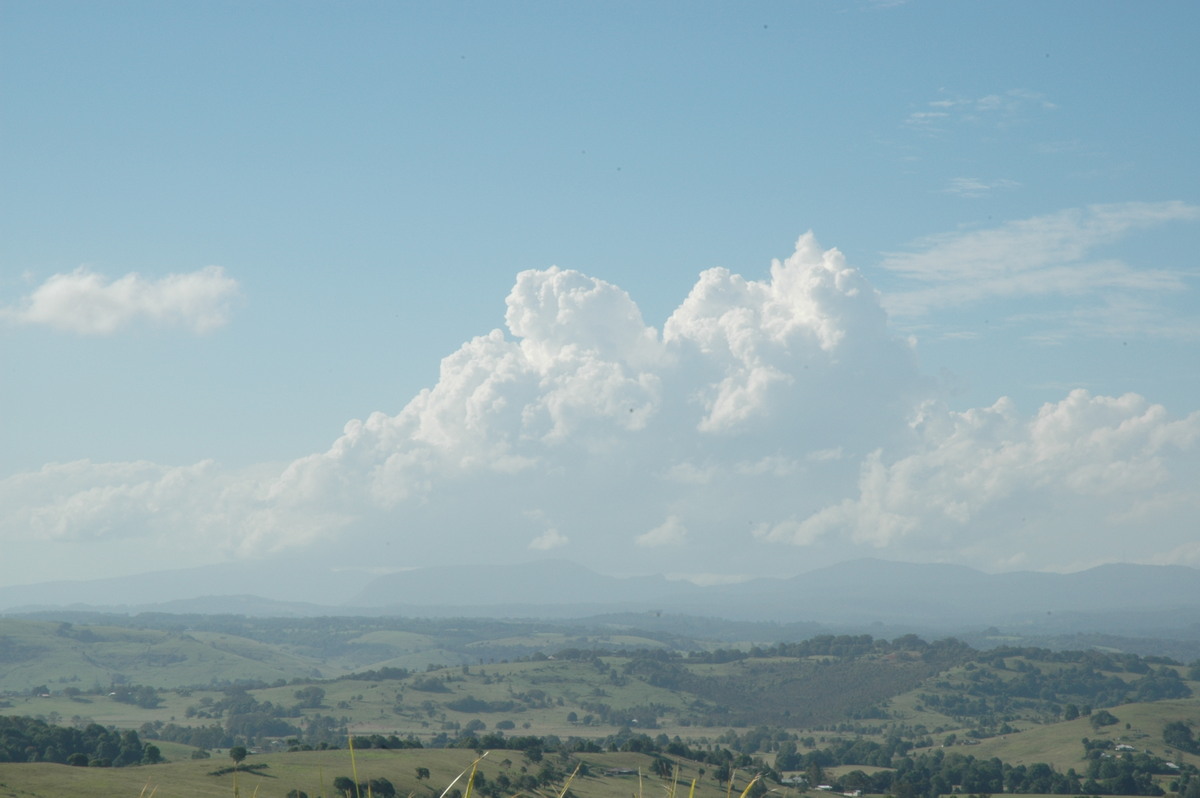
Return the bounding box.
[293,686,326,708]
[1185,776,1200,798]
[1164,721,1198,754]
[369,777,397,797]
[228,746,248,768]
[333,775,359,797]
[416,766,431,781]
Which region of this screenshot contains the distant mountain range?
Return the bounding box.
[2,558,1198,642]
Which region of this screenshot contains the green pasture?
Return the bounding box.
[967,699,1200,770]
[0,747,765,798]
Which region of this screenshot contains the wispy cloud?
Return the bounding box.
[942,177,1021,198]
[879,202,1200,319]
[1012,295,1200,343]
[906,88,1056,133]
[2,265,240,335]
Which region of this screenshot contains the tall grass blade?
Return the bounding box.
[556,762,583,798]
[462,759,480,798]
[737,775,762,798]
[438,751,490,798]
[350,735,362,798]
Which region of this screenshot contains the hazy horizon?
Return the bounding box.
[3,2,1198,591]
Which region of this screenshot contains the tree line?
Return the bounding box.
[0,715,161,767]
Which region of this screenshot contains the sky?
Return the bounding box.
[2,1,1199,591]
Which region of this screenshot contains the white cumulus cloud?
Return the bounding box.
[636,515,688,547]
[2,265,240,334]
[529,528,569,550]
[758,390,1200,570]
[2,229,1198,582]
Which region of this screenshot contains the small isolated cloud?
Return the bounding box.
[942,177,1021,198]
[2,265,240,334]
[880,202,1199,321]
[636,515,687,547]
[529,528,569,550]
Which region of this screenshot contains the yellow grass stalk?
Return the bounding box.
[350,735,362,798]
[556,762,583,798]
[439,751,490,798]
[737,775,762,798]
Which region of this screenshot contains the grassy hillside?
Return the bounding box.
[0,618,329,690]
[965,699,1200,770]
[0,615,699,694]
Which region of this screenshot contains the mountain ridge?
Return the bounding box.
[2,558,1197,640]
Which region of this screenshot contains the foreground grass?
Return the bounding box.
[0,747,749,798]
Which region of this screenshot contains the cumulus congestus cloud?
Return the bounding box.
[3,233,1198,577]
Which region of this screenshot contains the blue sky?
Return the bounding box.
[2,1,1198,590]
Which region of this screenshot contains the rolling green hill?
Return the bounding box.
[2,615,1200,798]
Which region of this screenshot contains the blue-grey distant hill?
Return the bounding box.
[2,558,1198,643]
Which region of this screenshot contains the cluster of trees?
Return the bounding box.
[920,652,1190,725]
[1164,721,1199,754]
[978,647,1180,674]
[343,666,411,682]
[426,725,1193,798]
[446,695,518,713]
[0,716,161,767]
[813,747,1169,797]
[574,698,668,729]
[110,683,161,709]
[346,733,423,750]
[183,684,315,742]
[136,720,232,750]
[331,775,397,797]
